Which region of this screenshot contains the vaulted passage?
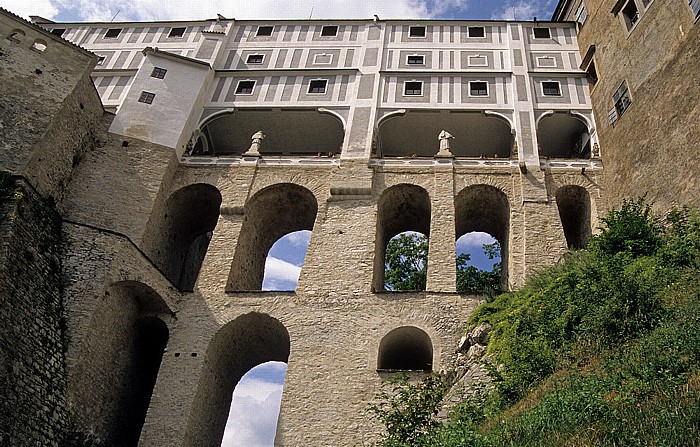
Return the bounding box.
[70,281,170,447]
[537,112,591,158]
[182,313,290,446]
[194,109,345,156]
[143,183,222,291]
[376,110,513,158]
[455,185,510,290]
[227,184,318,291]
[377,326,433,371]
[373,184,431,291]
[556,185,592,249]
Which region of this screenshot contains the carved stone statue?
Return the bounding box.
[592,142,601,158]
[244,131,265,156]
[436,130,454,157]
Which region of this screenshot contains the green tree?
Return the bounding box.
[385,232,428,291]
[456,241,502,294]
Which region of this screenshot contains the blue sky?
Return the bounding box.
[1,1,555,445]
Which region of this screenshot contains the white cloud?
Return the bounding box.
[3,0,58,20]
[491,1,543,20]
[262,256,301,291]
[222,364,287,447]
[456,231,496,250]
[282,230,311,247]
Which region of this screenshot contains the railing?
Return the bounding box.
[539,158,603,170]
[179,155,341,166]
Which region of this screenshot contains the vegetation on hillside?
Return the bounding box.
[371,199,700,446]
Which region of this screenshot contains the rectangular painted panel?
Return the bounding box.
[128,52,144,69]
[281,77,296,101]
[290,49,303,68]
[344,49,355,67]
[108,76,130,100]
[265,77,279,101]
[516,75,528,101]
[127,28,142,43]
[338,75,349,101]
[195,38,218,60]
[211,77,226,102]
[275,49,288,68]
[513,49,523,67]
[357,74,376,100]
[113,51,130,69]
[363,48,379,67]
[283,26,294,42]
[347,107,371,153]
[143,28,157,43]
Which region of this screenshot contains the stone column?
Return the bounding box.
[426,160,456,292]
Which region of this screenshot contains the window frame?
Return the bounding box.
[468,81,489,97]
[541,81,562,96]
[467,55,488,67]
[467,26,485,38]
[403,81,424,97]
[689,0,700,19]
[168,27,186,38]
[533,27,551,39]
[575,2,588,25]
[320,25,339,37]
[408,25,427,38]
[613,80,632,118]
[308,79,329,94]
[620,0,641,31]
[246,54,265,64]
[536,56,557,68]
[150,67,167,79]
[312,53,333,65]
[256,26,274,37]
[138,91,156,104]
[235,80,256,95]
[406,54,425,66]
[97,56,106,66]
[104,28,122,38]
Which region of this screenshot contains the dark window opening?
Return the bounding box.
[470,81,488,96]
[168,27,186,38]
[51,28,66,36]
[97,56,106,65]
[138,91,155,104]
[104,28,122,38]
[308,79,328,94]
[321,25,338,36]
[622,0,640,29]
[151,67,167,79]
[585,61,598,85]
[256,26,273,36]
[613,80,632,118]
[468,26,485,37]
[409,26,426,37]
[236,80,255,95]
[247,54,264,64]
[404,81,423,96]
[542,81,561,96]
[407,55,424,65]
[533,27,551,39]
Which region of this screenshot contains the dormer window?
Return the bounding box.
[409,26,426,37]
[256,26,273,37]
[168,27,186,38]
[321,25,338,37]
[468,26,485,38]
[104,28,122,38]
[407,55,425,65]
[533,27,551,39]
[246,54,264,64]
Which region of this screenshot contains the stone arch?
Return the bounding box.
[227,183,318,291]
[30,38,47,52]
[182,312,290,446]
[455,184,510,290]
[7,28,25,42]
[143,183,222,291]
[536,111,591,158]
[377,326,433,371]
[70,281,171,447]
[373,184,431,291]
[556,185,592,249]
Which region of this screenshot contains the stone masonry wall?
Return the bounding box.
[0,179,67,447]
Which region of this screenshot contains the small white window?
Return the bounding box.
[308,79,328,94]
[321,25,338,37]
[404,81,423,96]
[104,28,122,38]
[468,26,485,38]
[575,2,588,25]
[246,54,264,64]
[468,55,488,67]
[168,27,186,38]
[313,53,333,65]
[256,26,273,37]
[235,80,256,95]
[536,56,557,68]
[409,26,426,38]
[407,55,425,65]
[533,27,551,39]
[542,81,561,96]
[469,81,488,97]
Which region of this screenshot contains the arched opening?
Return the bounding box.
[556,185,592,249]
[377,326,433,371]
[262,230,312,291]
[537,112,591,158]
[227,184,317,291]
[143,183,222,291]
[7,29,26,42]
[31,38,47,52]
[384,231,428,291]
[373,184,431,292]
[183,313,290,447]
[376,110,513,158]
[456,231,502,294]
[196,109,344,156]
[221,361,287,446]
[455,185,510,291]
[70,281,170,446]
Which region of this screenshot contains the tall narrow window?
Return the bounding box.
[621,0,640,30]
[613,80,632,117]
